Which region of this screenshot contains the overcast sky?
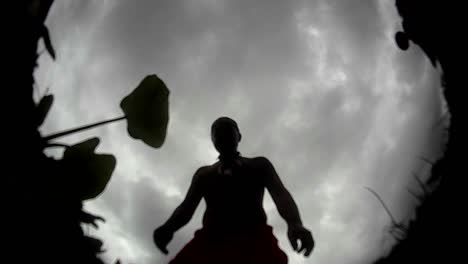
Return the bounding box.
[36,1,446,263]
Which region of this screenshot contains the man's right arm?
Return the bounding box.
[163,167,204,232]
[153,167,205,254]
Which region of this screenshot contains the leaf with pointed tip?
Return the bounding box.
[79,210,106,229]
[41,24,56,60]
[120,74,170,148]
[61,137,116,200]
[36,94,54,127]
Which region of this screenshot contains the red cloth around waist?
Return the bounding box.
[169,225,288,264]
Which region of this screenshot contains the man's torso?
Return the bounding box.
[198,156,268,233]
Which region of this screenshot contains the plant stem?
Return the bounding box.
[46,143,70,148]
[43,116,126,141]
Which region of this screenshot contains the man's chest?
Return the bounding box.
[203,165,265,201]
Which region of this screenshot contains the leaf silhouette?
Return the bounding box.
[120,74,170,148]
[61,137,116,200]
[36,94,54,127]
[79,210,106,229]
[40,24,56,60]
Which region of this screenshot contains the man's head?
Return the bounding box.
[211,117,242,154]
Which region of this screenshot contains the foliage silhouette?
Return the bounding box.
[120,74,170,148]
[44,74,170,146]
[373,1,464,263]
[7,1,170,263]
[60,137,116,201]
[42,72,170,201]
[35,93,54,127]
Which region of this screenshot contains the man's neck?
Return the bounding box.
[217,151,241,176]
[218,150,241,162]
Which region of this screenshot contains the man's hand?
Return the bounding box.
[153,225,173,255]
[287,224,314,257]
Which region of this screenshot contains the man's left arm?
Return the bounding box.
[259,157,315,257]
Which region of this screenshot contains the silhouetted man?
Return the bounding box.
[153,117,314,263]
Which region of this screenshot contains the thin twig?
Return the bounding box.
[418,156,435,165]
[365,187,398,225]
[407,188,420,201]
[45,143,70,148]
[412,171,429,196]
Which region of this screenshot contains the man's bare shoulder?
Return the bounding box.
[194,164,218,177]
[243,156,270,163]
[188,166,212,187]
[240,156,272,168]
